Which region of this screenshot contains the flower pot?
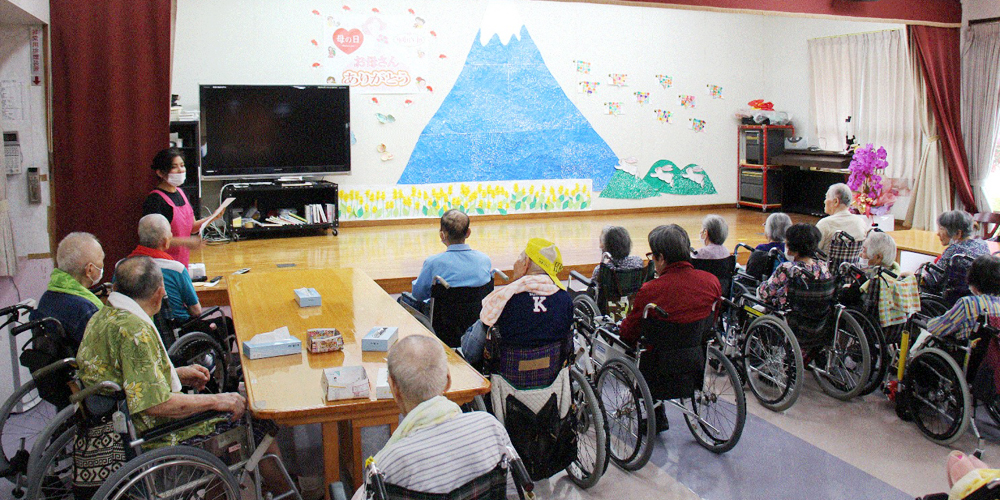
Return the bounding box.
[867,214,894,232]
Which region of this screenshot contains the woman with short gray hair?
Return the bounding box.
[756,212,792,253]
[694,215,730,260]
[936,210,990,265]
[591,226,644,280]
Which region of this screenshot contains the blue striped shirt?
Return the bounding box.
[927,295,1000,341]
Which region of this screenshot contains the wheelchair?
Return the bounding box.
[20,360,300,500]
[574,303,746,470]
[716,263,871,411]
[334,447,536,500]
[894,315,1000,448]
[153,298,240,394]
[399,269,507,348]
[471,325,609,490]
[823,231,865,280]
[917,253,977,316]
[567,253,654,325]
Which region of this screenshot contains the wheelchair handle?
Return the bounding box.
[642,303,668,319]
[568,270,592,288]
[70,381,124,404]
[509,456,534,494]
[0,303,33,321]
[876,266,898,279]
[89,282,113,298]
[10,317,64,339]
[838,262,861,278]
[910,316,930,331]
[30,358,76,381]
[600,251,613,264]
[491,268,509,282]
[734,242,756,256]
[432,275,452,289]
[835,231,856,243]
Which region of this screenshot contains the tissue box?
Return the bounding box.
[321,366,370,401]
[295,288,322,307]
[375,368,392,399]
[188,263,206,280]
[307,328,344,353]
[362,327,399,352]
[242,326,302,360]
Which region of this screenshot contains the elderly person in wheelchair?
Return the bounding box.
[757,224,832,308]
[460,238,573,367]
[350,336,525,500]
[618,224,721,431]
[76,256,286,493]
[923,255,1000,345]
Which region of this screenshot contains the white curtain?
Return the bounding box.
[809,30,922,186]
[0,172,16,277]
[961,22,1000,213]
[906,44,951,230]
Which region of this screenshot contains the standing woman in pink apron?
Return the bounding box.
[141,148,208,267]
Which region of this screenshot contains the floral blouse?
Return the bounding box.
[757,260,832,308]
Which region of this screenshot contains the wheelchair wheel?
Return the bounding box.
[24,404,77,500]
[573,295,601,329]
[596,358,654,471]
[846,309,888,397]
[812,311,871,400]
[684,346,746,454]
[92,445,240,500]
[742,315,804,412]
[905,347,970,445]
[0,378,57,483]
[168,332,231,393]
[566,367,608,489]
[920,294,949,318]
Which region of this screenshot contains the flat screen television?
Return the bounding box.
[199,84,351,178]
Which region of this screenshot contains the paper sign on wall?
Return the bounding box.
[29,28,41,86]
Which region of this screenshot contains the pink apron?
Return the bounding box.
[151,189,194,267]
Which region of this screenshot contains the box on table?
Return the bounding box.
[362,326,398,352]
[375,368,392,399]
[295,287,322,307]
[307,328,344,353]
[243,326,302,360]
[321,365,370,401]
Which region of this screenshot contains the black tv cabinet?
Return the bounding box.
[221,180,339,239]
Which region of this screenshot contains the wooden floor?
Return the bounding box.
[193,207,819,303]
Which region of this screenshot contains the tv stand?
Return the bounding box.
[221,180,339,239]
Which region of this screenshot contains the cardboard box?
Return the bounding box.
[243,326,302,360]
[295,288,322,307]
[362,327,398,352]
[375,368,392,399]
[321,366,370,401]
[307,328,344,353]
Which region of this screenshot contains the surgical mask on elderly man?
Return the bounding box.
[166,173,186,187]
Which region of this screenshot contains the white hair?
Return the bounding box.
[827,183,853,206]
[764,212,792,242]
[863,231,897,267]
[387,336,449,405]
[56,232,101,279]
[702,215,729,245]
[138,214,172,248]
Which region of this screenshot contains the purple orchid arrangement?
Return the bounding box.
[847,144,892,216]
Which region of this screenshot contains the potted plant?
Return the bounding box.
[847,144,895,231]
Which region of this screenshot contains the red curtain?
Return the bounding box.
[909,25,977,211]
[50,0,172,269]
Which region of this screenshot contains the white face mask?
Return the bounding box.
[166,172,186,187]
[89,262,103,285]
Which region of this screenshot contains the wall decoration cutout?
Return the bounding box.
[399,26,618,190]
[614,157,640,179]
[608,73,628,86]
[578,81,600,94]
[605,102,624,115]
[707,84,724,99]
[312,7,432,93]
[689,118,706,132]
[339,180,593,221]
[633,92,649,105]
[574,60,591,74]
[600,169,660,199]
[678,94,695,109]
[656,74,672,89]
[375,113,396,124]
[654,109,672,123]
[642,160,717,195]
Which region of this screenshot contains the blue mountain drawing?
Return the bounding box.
[398,26,618,190]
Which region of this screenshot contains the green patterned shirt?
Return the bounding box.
[77,305,221,447]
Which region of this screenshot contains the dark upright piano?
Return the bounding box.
[773,149,852,217]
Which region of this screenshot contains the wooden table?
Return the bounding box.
[889,230,1000,257]
[227,267,490,488]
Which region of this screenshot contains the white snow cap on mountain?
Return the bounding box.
[480,0,525,46]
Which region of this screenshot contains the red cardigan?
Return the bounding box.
[619,261,721,344]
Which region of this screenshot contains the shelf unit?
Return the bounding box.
[222,180,339,239]
[737,124,794,211]
[169,121,202,215]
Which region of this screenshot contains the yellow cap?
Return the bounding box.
[524,238,565,290]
